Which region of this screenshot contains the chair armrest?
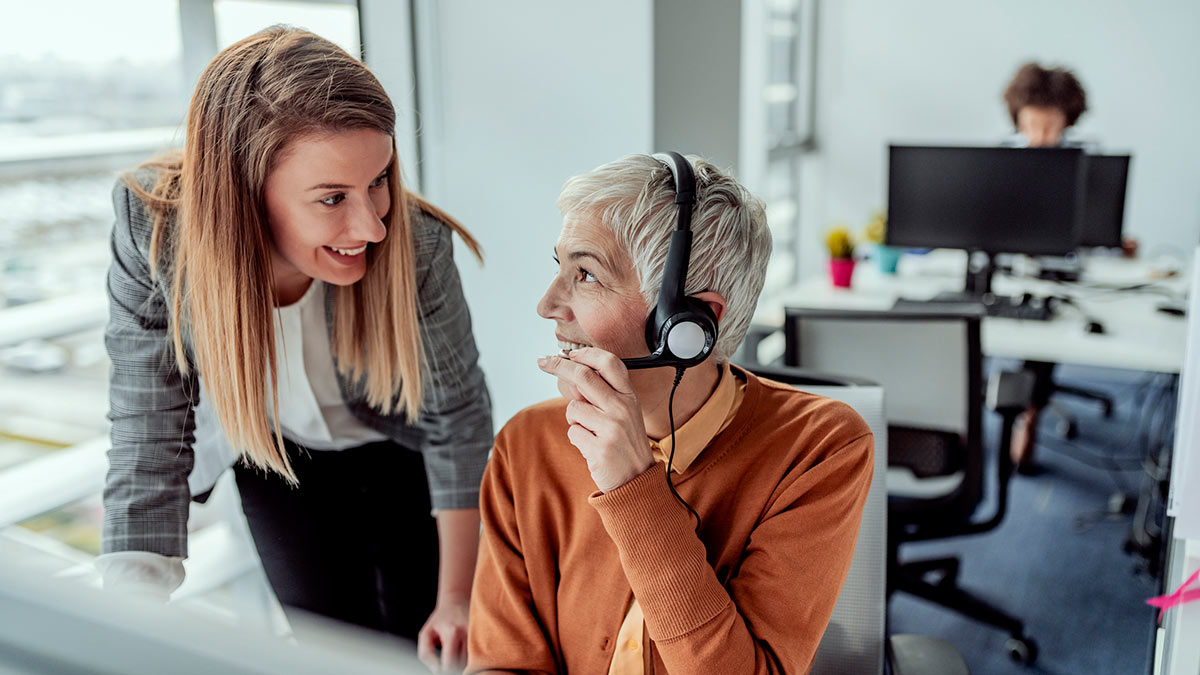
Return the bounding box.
[887,634,970,675]
[986,369,1035,414]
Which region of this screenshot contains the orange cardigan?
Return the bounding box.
[468,369,874,674]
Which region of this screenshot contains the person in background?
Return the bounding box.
[1002,62,1091,469]
[1003,61,1088,148]
[98,26,491,673]
[467,154,873,674]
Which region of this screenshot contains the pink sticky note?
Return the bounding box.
[1147,568,1200,622]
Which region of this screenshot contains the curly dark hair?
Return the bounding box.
[1003,62,1088,127]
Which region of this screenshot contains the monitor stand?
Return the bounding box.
[900,251,1054,321]
[1036,254,1082,282]
[930,250,996,303]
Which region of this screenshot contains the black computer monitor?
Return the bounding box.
[886,145,1086,256]
[1078,154,1131,248]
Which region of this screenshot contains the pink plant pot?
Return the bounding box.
[829,257,856,288]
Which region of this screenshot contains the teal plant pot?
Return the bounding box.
[875,244,902,274]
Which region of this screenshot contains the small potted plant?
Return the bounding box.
[825,225,856,288]
[864,210,901,274]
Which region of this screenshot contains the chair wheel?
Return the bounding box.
[1053,418,1077,439]
[1006,636,1038,666]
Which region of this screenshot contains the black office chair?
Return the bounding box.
[781,307,1040,666]
[1023,299,1115,441]
[1043,365,1116,440]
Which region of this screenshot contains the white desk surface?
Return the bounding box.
[755,250,1190,374]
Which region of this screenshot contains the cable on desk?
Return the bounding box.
[1042,278,1185,302]
[1048,295,1105,327]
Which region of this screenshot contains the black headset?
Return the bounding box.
[620,152,719,371]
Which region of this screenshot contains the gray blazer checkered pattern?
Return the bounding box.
[102,174,493,558]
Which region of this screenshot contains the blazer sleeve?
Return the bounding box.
[411,216,494,511]
[102,178,198,558]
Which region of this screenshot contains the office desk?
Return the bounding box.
[755,250,1190,374]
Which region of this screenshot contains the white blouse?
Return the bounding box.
[188,279,387,495]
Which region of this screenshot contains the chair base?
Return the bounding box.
[888,634,970,675]
[1044,383,1115,439]
[890,554,1038,666]
[1054,383,1115,416]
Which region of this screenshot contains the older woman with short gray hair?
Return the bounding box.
[468,153,873,674]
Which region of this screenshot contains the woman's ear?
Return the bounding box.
[692,291,727,324]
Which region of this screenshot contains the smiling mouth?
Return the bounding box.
[557,338,592,354]
[326,244,368,257]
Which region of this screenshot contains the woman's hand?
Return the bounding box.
[538,347,654,493]
[417,593,470,673]
[420,508,481,673]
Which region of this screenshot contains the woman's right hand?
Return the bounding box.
[417,593,470,673]
[95,551,183,603]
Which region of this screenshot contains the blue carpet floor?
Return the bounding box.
[887,364,1167,674]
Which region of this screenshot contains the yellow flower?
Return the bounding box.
[825,225,854,259]
[864,210,887,244]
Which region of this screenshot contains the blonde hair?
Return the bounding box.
[126,27,481,483]
[557,154,771,360]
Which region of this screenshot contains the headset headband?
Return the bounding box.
[620,152,717,371]
[653,151,695,304]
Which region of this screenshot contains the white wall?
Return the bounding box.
[414,1,654,427]
[798,0,1200,279]
[653,0,743,171]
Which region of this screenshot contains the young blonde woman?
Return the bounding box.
[96,27,491,671]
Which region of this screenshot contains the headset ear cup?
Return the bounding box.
[643,299,718,357]
[649,299,719,363]
[684,297,719,352]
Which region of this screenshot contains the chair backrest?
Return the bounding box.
[784,309,977,434]
[746,364,887,675]
[783,308,985,511]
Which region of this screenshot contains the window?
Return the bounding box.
[0,0,189,612]
[759,0,817,296]
[1,0,188,493]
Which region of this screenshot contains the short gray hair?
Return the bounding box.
[557,154,771,361]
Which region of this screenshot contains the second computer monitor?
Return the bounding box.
[1078,154,1131,248]
[886,145,1086,256]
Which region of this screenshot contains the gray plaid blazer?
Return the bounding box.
[102,174,493,558]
